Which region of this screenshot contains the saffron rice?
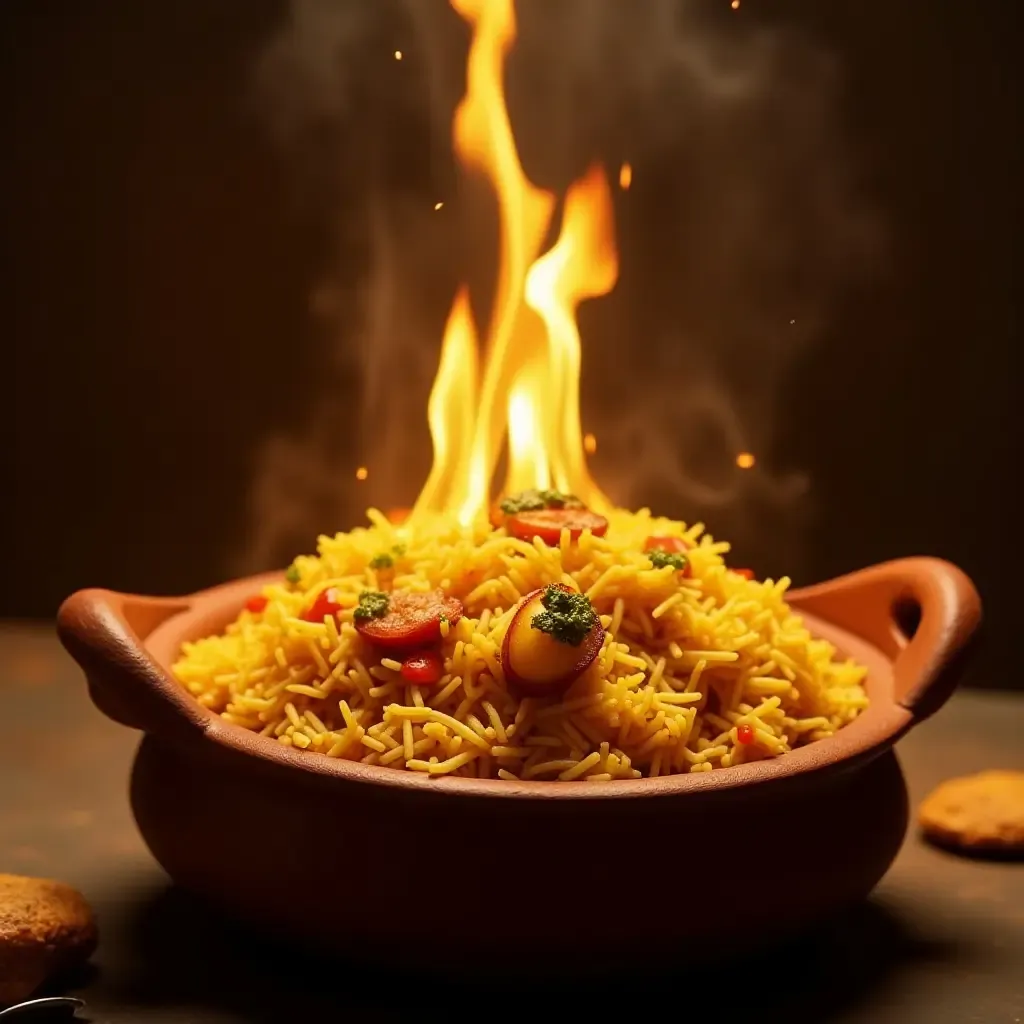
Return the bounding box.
[173,509,868,780]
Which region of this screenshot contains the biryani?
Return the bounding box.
[173,491,868,781]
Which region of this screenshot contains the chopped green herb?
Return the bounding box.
[499,490,544,515]
[439,614,449,627]
[391,543,407,557]
[499,488,582,516]
[353,589,390,622]
[369,552,394,570]
[648,550,687,572]
[538,488,580,509]
[285,564,301,585]
[531,584,598,646]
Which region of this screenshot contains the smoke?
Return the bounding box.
[236,0,881,577]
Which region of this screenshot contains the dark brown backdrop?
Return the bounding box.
[2,0,1019,686]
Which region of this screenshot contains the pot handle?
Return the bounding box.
[788,557,982,721]
[57,588,208,739]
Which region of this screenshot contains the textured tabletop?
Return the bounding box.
[1,623,1022,1023]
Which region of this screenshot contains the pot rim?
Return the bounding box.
[57,556,981,802]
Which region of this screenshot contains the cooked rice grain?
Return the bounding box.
[172,509,868,780]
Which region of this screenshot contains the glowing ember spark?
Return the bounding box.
[356,466,369,481]
[434,201,444,211]
[584,433,597,455]
[394,50,403,60]
[736,453,755,469]
[731,0,740,9]
[618,163,632,190]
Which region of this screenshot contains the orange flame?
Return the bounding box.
[411,0,617,524]
[410,287,479,520]
[522,164,617,512]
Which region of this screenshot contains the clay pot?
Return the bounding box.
[57,558,980,967]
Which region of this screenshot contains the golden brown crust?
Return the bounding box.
[0,874,97,1006]
[919,770,1024,852]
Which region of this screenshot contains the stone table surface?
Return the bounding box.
[1,622,1022,1023]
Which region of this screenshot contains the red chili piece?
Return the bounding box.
[355,589,464,650]
[400,650,444,685]
[734,568,755,581]
[301,587,343,623]
[244,595,268,614]
[736,723,755,745]
[508,508,609,545]
[643,535,689,554]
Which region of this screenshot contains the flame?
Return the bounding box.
[411,0,618,524]
[506,364,552,495]
[521,164,617,512]
[410,287,479,519]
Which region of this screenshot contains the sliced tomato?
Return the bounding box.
[508,508,608,545]
[355,589,463,649]
[733,568,755,581]
[736,723,755,745]
[301,587,343,623]
[644,535,689,554]
[400,650,445,685]
[492,490,585,531]
[244,595,268,614]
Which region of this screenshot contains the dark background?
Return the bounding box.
[2,0,1019,685]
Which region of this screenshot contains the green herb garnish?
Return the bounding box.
[500,490,545,515]
[531,584,598,646]
[648,550,687,571]
[369,552,394,570]
[353,589,390,622]
[285,564,301,585]
[499,488,582,516]
[392,543,407,557]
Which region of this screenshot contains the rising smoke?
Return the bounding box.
[238,0,880,578]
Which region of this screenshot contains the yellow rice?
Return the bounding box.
[173,508,868,780]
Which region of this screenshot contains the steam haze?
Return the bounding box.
[238,0,881,577]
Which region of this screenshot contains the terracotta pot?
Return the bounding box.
[57,558,980,968]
